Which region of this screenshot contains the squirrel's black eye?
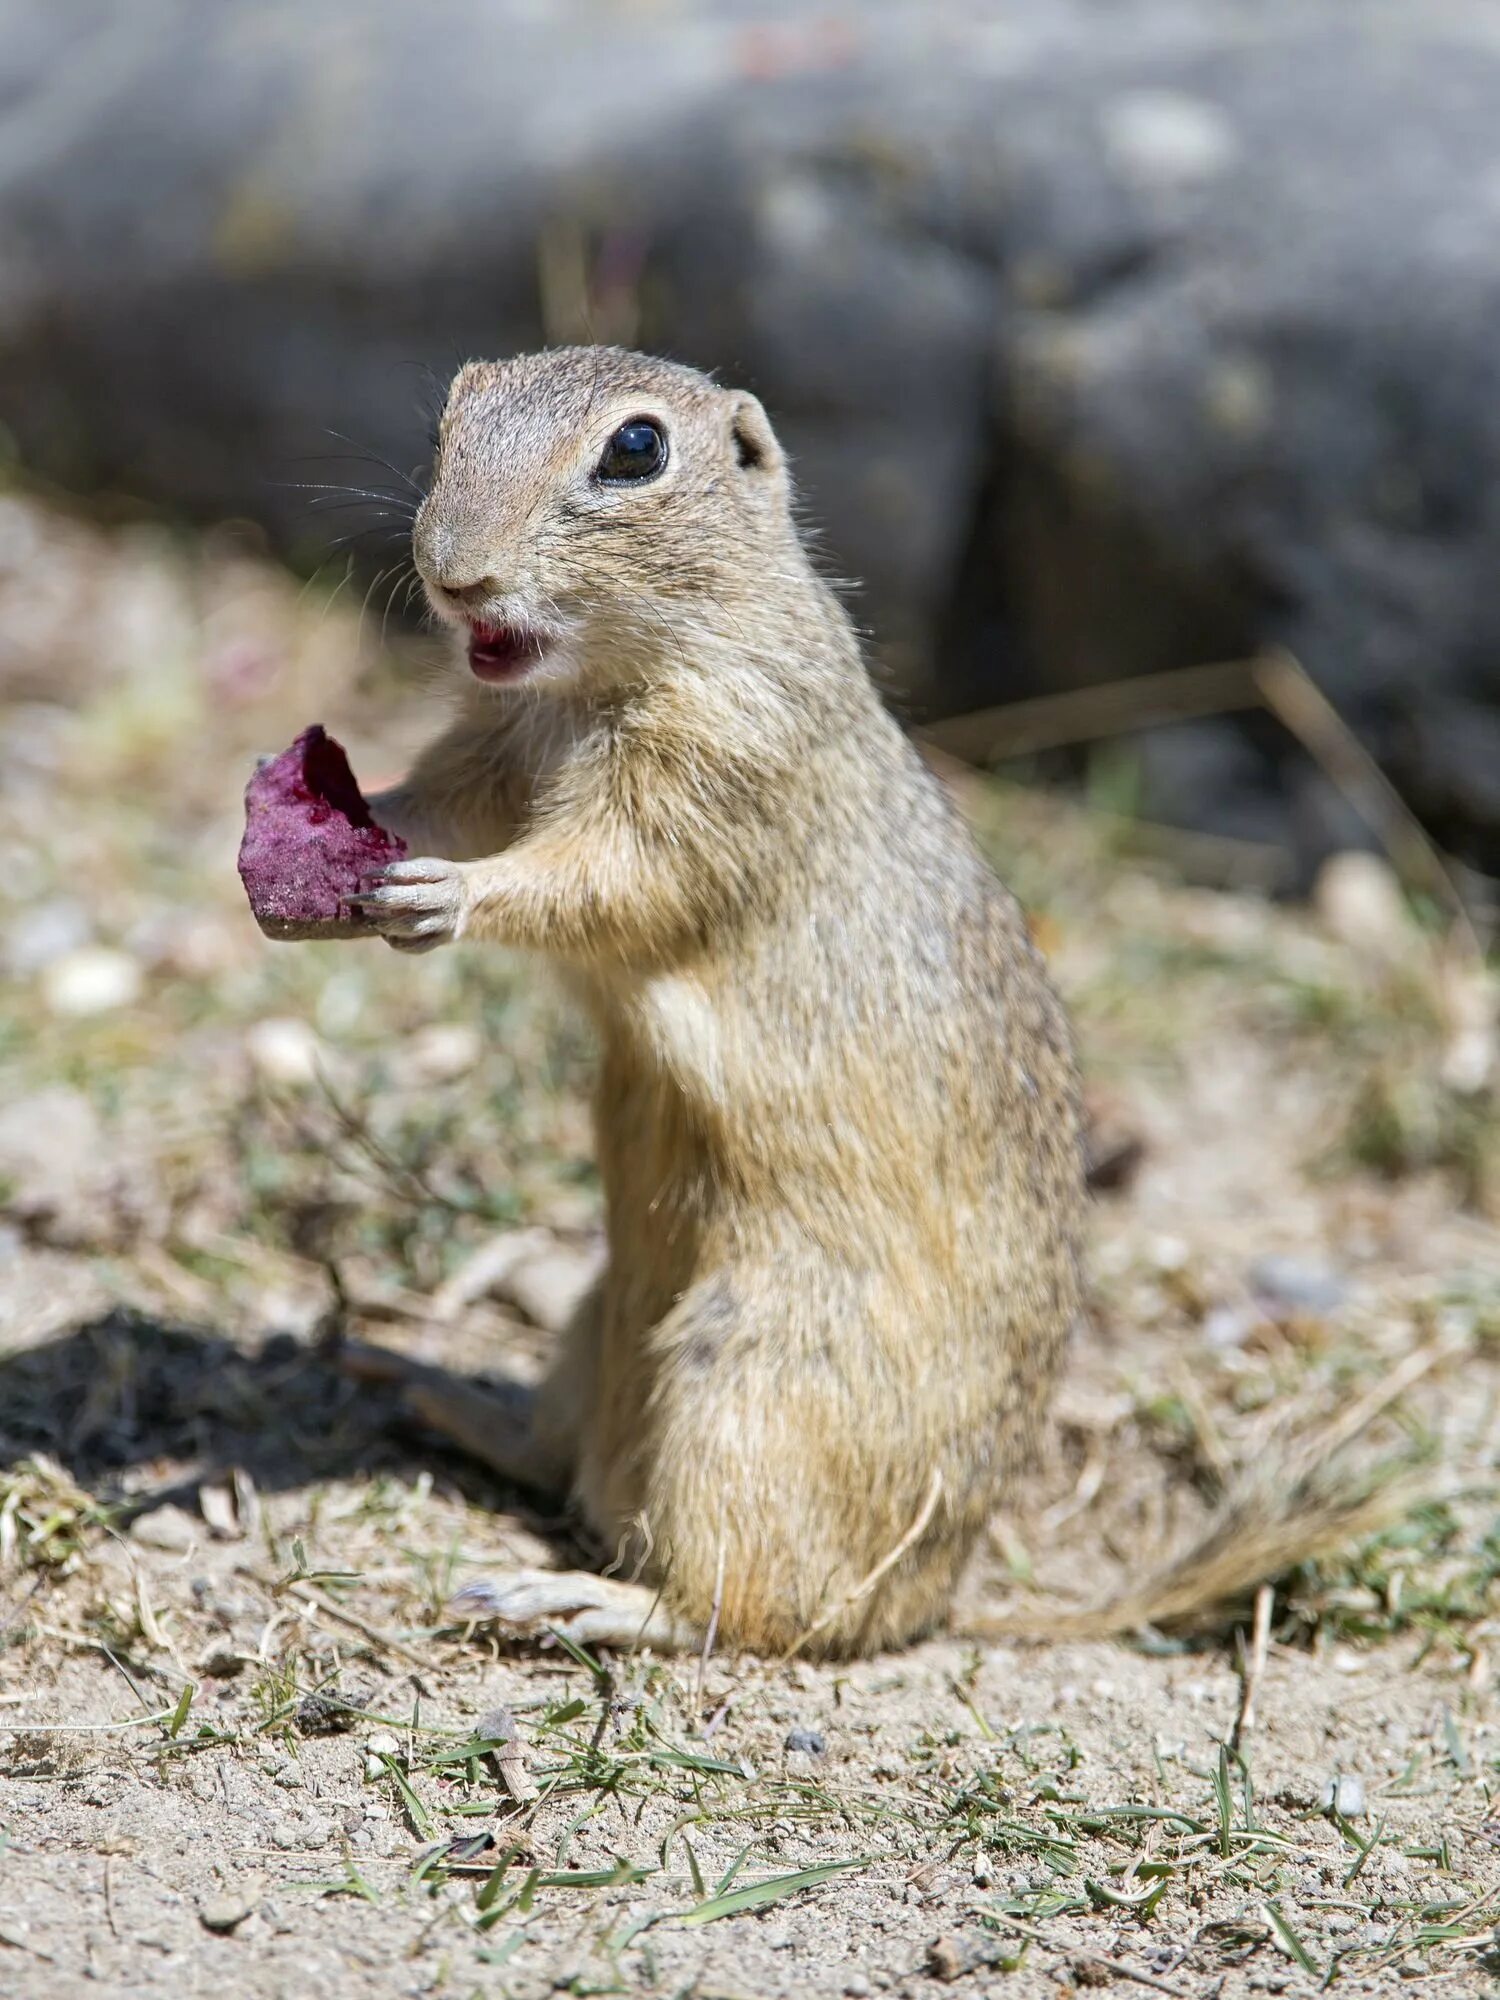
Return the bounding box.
[595,418,668,484]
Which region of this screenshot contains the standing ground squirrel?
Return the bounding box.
[347,346,1085,1655]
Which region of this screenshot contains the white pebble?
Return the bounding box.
[1148,1235,1189,1274]
[245,1017,324,1086]
[128,1504,197,1553]
[1322,1773,1367,1818]
[42,946,141,1016]
[1314,851,1410,960]
[1204,1304,1255,1350]
[401,1022,483,1083]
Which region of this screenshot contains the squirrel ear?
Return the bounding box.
[727,394,783,478]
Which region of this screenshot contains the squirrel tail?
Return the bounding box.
[968,1339,1457,1644]
[962,1461,1428,1645]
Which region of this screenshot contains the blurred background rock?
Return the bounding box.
[5,0,1500,876]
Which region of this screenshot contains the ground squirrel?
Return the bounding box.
[345,345,1084,1655]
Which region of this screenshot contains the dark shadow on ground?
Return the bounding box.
[0,1308,563,1540]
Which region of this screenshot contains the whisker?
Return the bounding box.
[318,525,413,562]
[322,427,429,500]
[294,554,357,616]
[358,562,405,645]
[275,480,420,514]
[379,560,422,648]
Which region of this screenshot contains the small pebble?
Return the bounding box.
[784,1726,826,1756]
[401,1021,483,1083]
[1148,1234,1189,1274]
[245,1017,325,1087]
[365,1730,400,1757]
[1314,850,1409,959]
[1203,1303,1255,1351]
[127,1504,197,1553]
[845,1977,872,1997]
[1249,1255,1347,1317]
[1322,1772,1367,1818]
[296,1687,368,1735]
[42,945,141,1016]
[925,1937,964,1981]
[199,1890,257,1934]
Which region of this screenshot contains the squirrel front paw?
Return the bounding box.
[350,856,473,952]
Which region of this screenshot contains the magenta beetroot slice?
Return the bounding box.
[238,726,406,939]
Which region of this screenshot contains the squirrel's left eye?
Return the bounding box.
[595,418,668,484]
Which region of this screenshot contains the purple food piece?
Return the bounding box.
[238,725,407,940]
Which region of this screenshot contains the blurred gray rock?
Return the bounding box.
[1249,1256,1348,1319]
[6,2,1500,866]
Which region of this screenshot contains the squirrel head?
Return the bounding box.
[412,346,795,694]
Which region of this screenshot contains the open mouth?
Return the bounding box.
[466,621,552,684]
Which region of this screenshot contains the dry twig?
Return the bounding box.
[780,1469,944,1662]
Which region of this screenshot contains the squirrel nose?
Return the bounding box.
[438,575,505,611]
[414,519,506,603]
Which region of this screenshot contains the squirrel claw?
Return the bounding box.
[347,855,470,948]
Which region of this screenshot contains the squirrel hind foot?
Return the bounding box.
[447,1568,700,1653]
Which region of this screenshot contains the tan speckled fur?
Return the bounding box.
[368,348,1084,1655]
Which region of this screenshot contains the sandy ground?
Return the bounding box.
[1,492,1498,1997]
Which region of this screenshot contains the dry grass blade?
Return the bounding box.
[1251,650,1478,953]
[475,1705,538,1804]
[245,1570,429,1670]
[922,646,1488,950]
[917,658,1265,763]
[1230,1583,1273,1750]
[778,1469,944,1661]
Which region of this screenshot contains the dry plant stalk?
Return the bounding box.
[779,1469,945,1663]
[921,647,1497,1090]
